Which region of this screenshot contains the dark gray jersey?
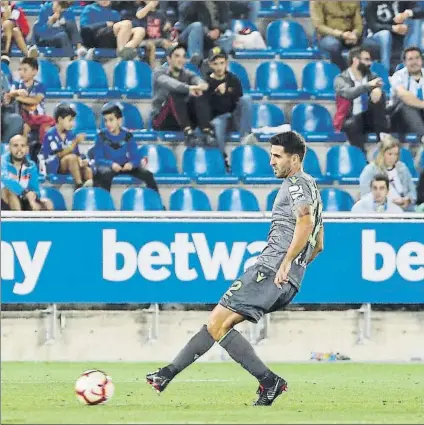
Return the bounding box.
[256,171,323,289]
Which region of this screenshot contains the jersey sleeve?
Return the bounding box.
[33,82,46,97]
[287,177,314,214]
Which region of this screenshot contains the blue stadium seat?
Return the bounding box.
[218,188,260,212]
[113,61,152,99]
[302,62,340,100]
[101,101,156,141]
[67,102,97,139]
[259,0,289,18]
[255,61,305,99]
[304,147,332,184]
[400,148,418,178]
[72,187,115,211]
[291,103,346,142]
[37,60,73,98]
[183,148,238,184]
[121,188,164,211]
[370,62,391,95]
[266,189,279,211]
[320,188,354,212]
[326,145,367,184]
[231,19,258,33]
[290,1,310,17]
[169,187,212,211]
[267,20,320,59]
[66,60,116,98]
[16,1,42,15]
[231,145,279,184]
[252,103,286,141]
[138,145,190,184]
[1,62,13,85]
[184,63,201,76]
[39,187,67,211]
[227,62,262,100]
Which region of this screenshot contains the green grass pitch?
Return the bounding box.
[1,362,423,424]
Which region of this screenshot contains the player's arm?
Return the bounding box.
[15,93,44,105]
[307,225,324,265]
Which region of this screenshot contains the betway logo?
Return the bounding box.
[103,230,267,282]
[362,230,424,282]
[1,241,51,295]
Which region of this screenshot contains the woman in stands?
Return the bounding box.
[359,133,417,211]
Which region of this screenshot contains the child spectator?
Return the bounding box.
[9,57,55,146]
[33,1,86,59]
[1,134,53,211]
[80,0,141,60]
[93,103,159,193]
[1,1,38,62]
[42,103,93,190]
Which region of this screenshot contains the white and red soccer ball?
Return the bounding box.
[75,369,115,405]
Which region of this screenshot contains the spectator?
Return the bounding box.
[360,134,417,211]
[42,103,93,190]
[1,1,38,62]
[1,70,23,143]
[9,57,55,150]
[80,0,139,60]
[334,46,389,153]
[152,44,215,147]
[93,104,159,193]
[206,47,252,168]
[365,1,424,74]
[178,1,234,62]
[390,46,424,140]
[352,174,404,213]
[310,1,378,71]
[416,168,424,212]
[33,1,86,59]
[121,0,174,66]
[1,134,53,211]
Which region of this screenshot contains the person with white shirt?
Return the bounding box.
[390,46,424,140]
[352,174,404,213]
[334,46,389,153]
[359,133,417,211]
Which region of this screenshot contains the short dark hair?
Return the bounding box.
[54,103,76,122]
[347,46,371,66]
[371,174,390,190]
[402,46,422,61]
[167,43,186,58]
[101,103,123,119]
[270,131,306,162]
[20,57,38,70]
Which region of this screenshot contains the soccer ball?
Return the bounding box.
[75,369,115,405]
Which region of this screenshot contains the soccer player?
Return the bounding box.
[146,131,324,406]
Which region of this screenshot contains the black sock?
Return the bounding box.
[219,328,271,381]
[167,325,215,376]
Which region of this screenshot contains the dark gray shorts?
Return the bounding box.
[219,264,298,323]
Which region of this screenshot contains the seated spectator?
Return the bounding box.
[360,134,417,211]
[310,0,378,71]
[334,46,389,153]
[178,1,234,63]
[121,0,174,66]
[206,47,252,168]
[80,0,140,60]
[365,1,424,74]
[42,103,93,190]
[9,57,55,150]
[94,103,159,193]
[33,1,86,59]
[1,69,23,143]
[352,174,404,213]
[416,168,424,212]
[152,44,215,147]
[1,1,38,62]
[390,46,424,140]
[1,134,53,211]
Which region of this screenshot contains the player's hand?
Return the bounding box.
[274,259,292,289]
[394,11,409,24]
[215,83,226,95]
[16,89,28,97]
[208,29,220,40]
[122,162,133,171]
[112,163,122,172]
[368,78,382,88]
[392,24,408,35]
[189,86,203,97]
[370,87,383,104]
[74,133,85,144]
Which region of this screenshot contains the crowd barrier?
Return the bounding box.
[1,212,423,304]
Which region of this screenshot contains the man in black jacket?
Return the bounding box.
[206,47,252,167]
[365,1,424,74]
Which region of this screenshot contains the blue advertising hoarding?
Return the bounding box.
[1,213,423,304]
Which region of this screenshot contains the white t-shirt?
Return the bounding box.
[387,167,404,199]
[351,193,404,213]
[391,67,424,103]
[348,69,368,116]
